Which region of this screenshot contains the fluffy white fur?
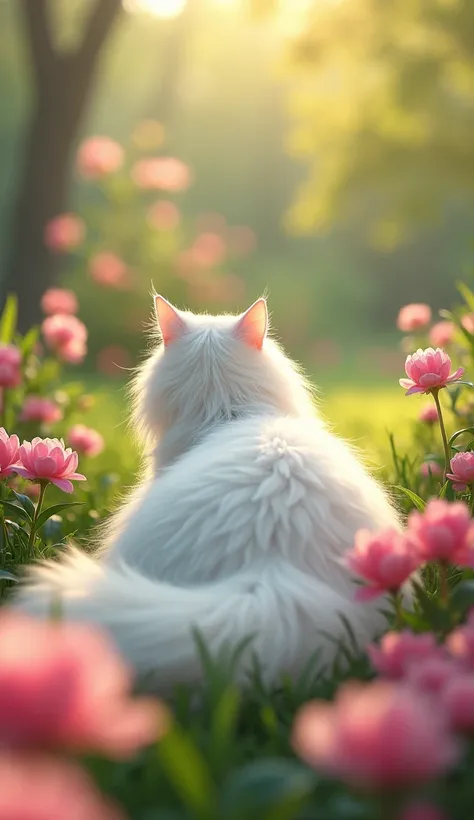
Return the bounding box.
[15,297,402,692]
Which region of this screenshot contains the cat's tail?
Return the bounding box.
[13,548,386,692]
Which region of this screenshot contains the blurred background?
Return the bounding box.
[0,0,473,394]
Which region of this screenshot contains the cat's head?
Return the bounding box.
[131,296,315,448]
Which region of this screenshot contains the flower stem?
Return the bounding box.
[26,482,48,555]
[439,561,449,606]
[391,591,404,629]
[432,388,451,478]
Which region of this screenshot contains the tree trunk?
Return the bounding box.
[1,0,123,332]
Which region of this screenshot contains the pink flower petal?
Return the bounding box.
[49,478,74,493]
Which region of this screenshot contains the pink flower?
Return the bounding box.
[292,681,459,789]
[76,136,124,180]
[96,346,132,377]
[405,655,456,697]
[89,252,130,289]
[44,214,85,253]
[20,396,63,425]
[68,425,104,458]
[131,157,191,191]
[408,499,474,566]
[367,631,439,679]
[147,199,181,230]
[0,612,165,756]
[0,344,21,389]
[398,802,449,820]
[15,437,86,492]
[345,529,419,601]
[397,304,432,332]
[0,428,20,478]
[420,461,443,478]
[0,755,124,820]
[41,288,78,316]
[59,338,87,364]
[418,405,439,424]
[462,314,474,335]
[42,314,88,364]
[429,321,455,348]
[447,615,474,669]
[191,232,227,268]
[439,672,474,734]
[446,451,474,492]
[400,348,464,395]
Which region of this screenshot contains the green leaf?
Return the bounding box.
[0,294,18,344]
[458,281,474,313]
[158,723,216,814]
[35,502,84,531]
[20,326,39,357]
[449,428,474,447]
[0,570,18,582]
[413,581,451,631]
[220,758,316,819]
[10,490,36,520]
[0,499,32,522]
[451,580,474,617]
[393,485,426,511]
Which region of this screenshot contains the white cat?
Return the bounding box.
[15,296,401,692]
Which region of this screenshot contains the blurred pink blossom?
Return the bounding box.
[440,673,474,734]
[192,232,227,268]
[147,199,181,230]
[408,500,474,566]
[367,631,440,679]
[405,655,457,697]
[0,612,164,756]
[462,314,474,335]
[0,428,20,478]
[42,314,88,364]
[15,437,85,493]
[345,529,419,601]
[418,404,439,424]
[398,802,449,820]
[131,157,191,191]
[447,613,474,669]
[292,681,459,789]
[0,755,124,820]
[41,288,78,316]
[400,348,464,395]
[97,346,132,378]
[59,338,87,365]
[397,303,431,332]
[0,344,21,389]
[429,321,455,348]
[89,252,131,289]
[76,136,124,180]
[68,425,104,458]
[420,461,443,478]
[20,396,63,425]
[446,452,474,492]
[44,214,85,253]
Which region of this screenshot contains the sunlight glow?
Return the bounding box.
[124,0,187,19]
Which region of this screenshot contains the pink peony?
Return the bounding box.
[76,136,124,180]
[405,655,456,697]
[398,802,449,820]
[89,252,130,289]
[20,396,63,425]
[0,428,20,478]
[131,157,191,191]
[147,199,181,230]
[397,304,432,332]
[41,288,78,316]
[345,529,419,601]
[408,499,474,566]
[420,461,443,478]
[446,451,474,492]
[15,437,86,493]
[447,614,474,669]
[292,681,460,789]
[0,344,21,389]
[439,672,474,734]
[44,214,85,253]
[96,346,132,377]
[429,321,455,348]
[59,338,87,364]
[68,425,104,458]
[42,314,88,349]
[0,755,124,820]
[367,631,439,679]
[191,232,227,268]
[0,612,165,757]
[418,404,439,424]
[400,348,464,395]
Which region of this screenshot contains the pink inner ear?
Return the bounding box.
[235,299,268,350]
[154,296,187,346]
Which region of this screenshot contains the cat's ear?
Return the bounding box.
[154,295,188,346]
[234,298,268,350]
